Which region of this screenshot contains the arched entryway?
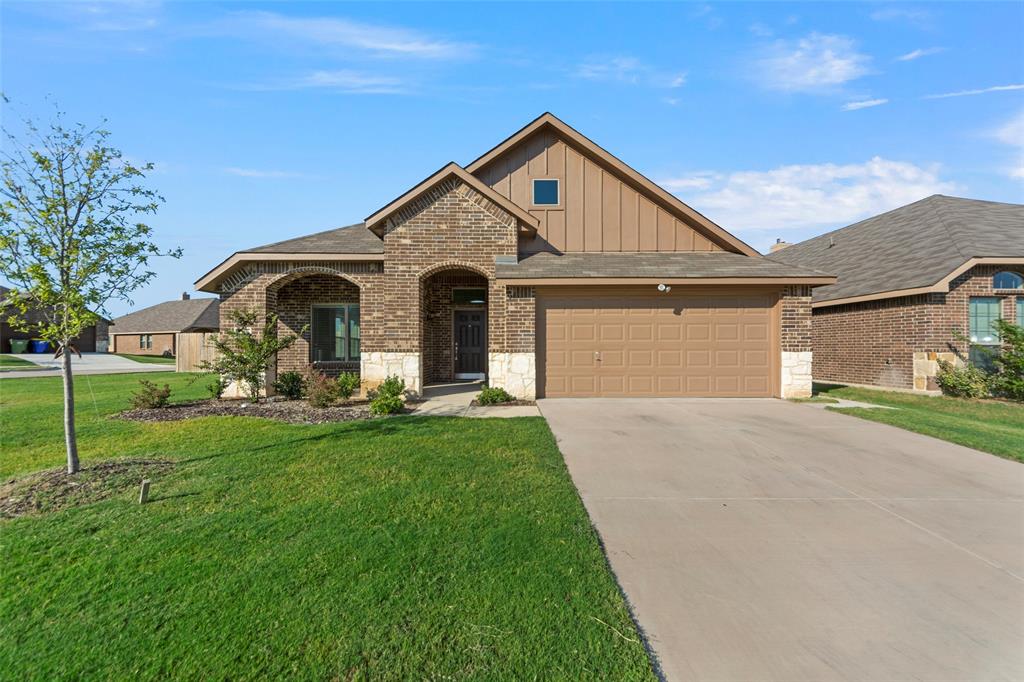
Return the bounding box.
[269,272,362,377]
[420,267,489,385]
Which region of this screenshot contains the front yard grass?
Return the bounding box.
[0,354,39,369]
[0,373,653,680]
[815,383,1024,462]
[115,352,176,364]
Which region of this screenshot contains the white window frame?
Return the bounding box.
[531,178,561,207]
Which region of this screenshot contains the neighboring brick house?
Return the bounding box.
[109,294,219,356]
[0,285,111,353]
[196,113,834,399]
[771,195,1024,392]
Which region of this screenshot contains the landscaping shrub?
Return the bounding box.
[477,385,514,405]
[935,360,989,399]
[304,368,338,408]
[130,379,172,409]
[336,372,360,400]
[989,320,1024,401]
[206,376,230,400]
[273,371,305,400]
[369,374,405,416]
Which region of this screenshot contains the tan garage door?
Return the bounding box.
[538,289,777,398]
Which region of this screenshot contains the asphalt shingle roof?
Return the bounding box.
[496,251,831,279]
[110,298,219,334]
[242,223,384,254]
[769,195,1024,303]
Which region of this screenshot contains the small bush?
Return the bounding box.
[130,379,172,409]
[304,368,338,408]
[477,385,514,405]
[206,376,230,400]
[935,360,989,399]
[273,371,305,400]
[369,374,406,415]
[989,320,1024,402]
[336,372,360,400]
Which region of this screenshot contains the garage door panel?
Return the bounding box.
[540,291,776,398]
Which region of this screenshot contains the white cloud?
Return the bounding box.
[225,11,476,60]
[870,7,932,27]
[896,47,944,61]
[658,173,722,191]
[989,109,1024,180]
[241,70,408,94]
[669,157,957,231]
[575,56,686,88]
[841,98,888,111]
[755,33,871,93]
[924,84,1024,99]
[224,167,306,179]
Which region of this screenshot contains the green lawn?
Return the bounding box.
[115,352,176,364]
[0,354,39,369]
[0,373,653,680]
[815,383,1024,462]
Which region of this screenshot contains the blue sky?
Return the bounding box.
[3,1,1023,315]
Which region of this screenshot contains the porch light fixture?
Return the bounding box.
[657,284,672,293]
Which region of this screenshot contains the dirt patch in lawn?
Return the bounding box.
[115,399,403,424]
[1,459,174,519]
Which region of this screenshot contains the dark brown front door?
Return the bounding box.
[454,310,486,378]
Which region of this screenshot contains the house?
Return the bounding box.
[0,285,111,353]
[109,293,219,356]
[770,195,1024,391]
[195,113,835,399]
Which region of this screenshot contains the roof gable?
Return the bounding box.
[364,163,539,236]
[466,113,757,256]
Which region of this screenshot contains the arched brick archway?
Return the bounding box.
[271,272,362,377]
[420,266,490,384]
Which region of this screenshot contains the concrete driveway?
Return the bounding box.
[0,352,174,378]
[539,398,1024,681]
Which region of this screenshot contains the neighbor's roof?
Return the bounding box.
[770,195,1024,306]
[242,223,383,254]
[496,251,834,284]
[110,298,220,334]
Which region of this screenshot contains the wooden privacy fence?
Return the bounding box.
[176,332,217,372]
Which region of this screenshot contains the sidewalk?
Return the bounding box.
[412,381,540,418]
[0,353,175,379]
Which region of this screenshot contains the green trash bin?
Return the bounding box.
[9,339,29,354]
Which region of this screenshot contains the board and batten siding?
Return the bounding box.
[474,129,723,255]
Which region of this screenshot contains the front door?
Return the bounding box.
[454,310,486,379]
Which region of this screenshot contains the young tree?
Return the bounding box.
[201,309,305,402]
[0,105,180,473]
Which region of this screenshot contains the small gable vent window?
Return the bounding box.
[993,271,1023,290]
[532,179,559,206]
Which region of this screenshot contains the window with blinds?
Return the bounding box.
[311,305,359,362]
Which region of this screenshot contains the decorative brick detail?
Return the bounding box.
[813,264,1023,390]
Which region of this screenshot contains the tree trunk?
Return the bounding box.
[61,343,80,474]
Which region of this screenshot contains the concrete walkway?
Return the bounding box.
[411,382,541,417]
[0,352,175,378]
[540,398,1024,681]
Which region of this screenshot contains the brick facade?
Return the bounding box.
[813,264,1023,390]
[421,270,488,384]
[112,332,175,356]
[213,179,817,398]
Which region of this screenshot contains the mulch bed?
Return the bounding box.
[1,459,174,519]
[469,399,537,407]
[116,399,391,425]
